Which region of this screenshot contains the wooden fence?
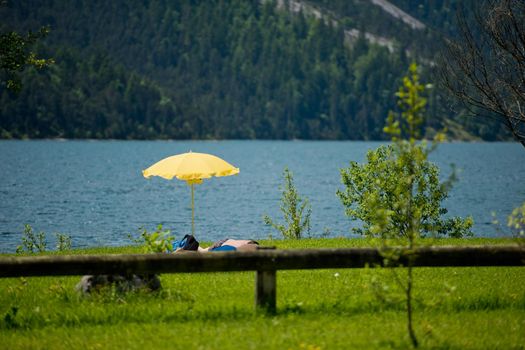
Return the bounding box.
[1,245,523,313]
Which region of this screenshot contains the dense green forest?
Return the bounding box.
[0,0,511,140]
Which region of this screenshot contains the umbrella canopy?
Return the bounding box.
[143,151,239,236]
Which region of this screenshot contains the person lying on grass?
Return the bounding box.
[77,235,257,294]
[172,234,259,252]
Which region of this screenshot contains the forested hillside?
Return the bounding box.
[0,0,510,140]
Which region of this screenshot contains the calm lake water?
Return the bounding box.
[0,140,523,252]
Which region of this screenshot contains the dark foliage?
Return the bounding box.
[0,0,513,140]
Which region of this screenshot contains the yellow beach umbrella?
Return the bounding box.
[142,151,239,236]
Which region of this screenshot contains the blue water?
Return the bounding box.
[0,140,523,252]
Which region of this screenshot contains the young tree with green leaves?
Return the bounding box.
[264,167,312,239]
[338,63,473,348]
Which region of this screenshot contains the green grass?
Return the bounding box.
[1,238,524,349]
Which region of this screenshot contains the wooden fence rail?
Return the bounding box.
[1,245,523,312]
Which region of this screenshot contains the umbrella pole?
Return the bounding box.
[191,183,195,236]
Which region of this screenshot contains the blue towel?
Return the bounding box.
[209,245,236,252]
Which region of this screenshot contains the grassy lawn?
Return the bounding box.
[1,238,524,349]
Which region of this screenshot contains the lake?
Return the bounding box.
[0,140,523,252]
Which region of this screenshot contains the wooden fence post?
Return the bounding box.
[256,269,276,314]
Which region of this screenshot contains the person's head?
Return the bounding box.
[173,234,199,252]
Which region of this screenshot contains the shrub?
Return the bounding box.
[264,167,311,239]
[338,63,473,241]
[55,233,72,251]
[508,202,525,240]
[16,224,47,254]
[129,224,174,253]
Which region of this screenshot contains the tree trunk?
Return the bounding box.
[406,265,418,348]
